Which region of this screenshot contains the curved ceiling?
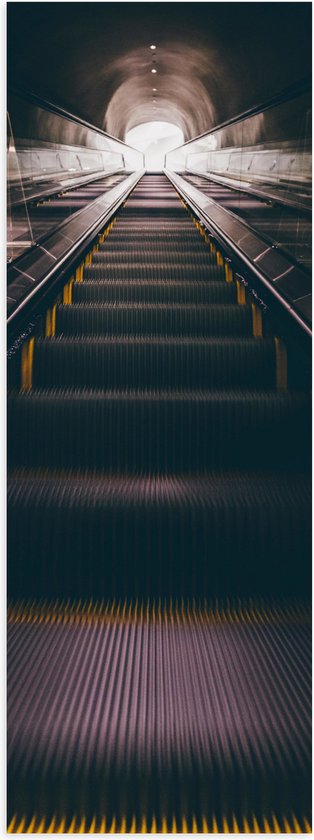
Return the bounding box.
[7,3,311,142]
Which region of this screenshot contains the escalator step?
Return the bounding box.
[92,252,217,266]
[84,264,226,281]
[72,280,238,304]
[32,337,277,389]
[107,231,204,240]
[55,303,253,337]
[101,240,209,251]
[8,389,310,472]
[8,470,311,599]
[7,600,311,826]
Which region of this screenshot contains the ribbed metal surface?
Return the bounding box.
[7,600,311,827]
[8,389,310,472]
[29,337,279,390]
[55,302,253,336]
[72,279,237,304]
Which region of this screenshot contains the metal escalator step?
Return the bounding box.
[84,264,225,281]
[7,599,311,827]
[55,303,253,337]
[72,280,237,304]
[7,470,311,599]
[108,230,203,238]
[105,241,206,249]
[32,337,277,389]
[92,252,217,265]
[8,389,310,472]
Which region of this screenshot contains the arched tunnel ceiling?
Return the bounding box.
[7,3,311,142]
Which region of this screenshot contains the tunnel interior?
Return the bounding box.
[8,3,311,142]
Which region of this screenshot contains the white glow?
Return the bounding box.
[150,45,156,50]
[151,68,157,74]
[125,121,184,172]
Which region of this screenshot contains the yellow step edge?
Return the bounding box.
[51,304,57,336]
[46,815,56,832]
[7,816,16,833]
[45,307,52,337]
[236,279,246,303]
[225,264,234,283]
[7,813,312,833]
[21,337,35,391]
[75,263,84,282]
[129,815,136,832]
[232,814,240,833]
[251,303,263,337]
[67,816,76,832]
[63,277,74,304]
[78,816,86,832]
[274,336,288,390]
[8,597,311,628]
[272,813,282,833]
[252,815,260,833]
[151,816,157,833]
[212,815,219,832]
[57,817,66,833]
[26,814,36,833]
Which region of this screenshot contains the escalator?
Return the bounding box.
[7,174,311,833]
[183,173,312,272]
[9,172,127,254]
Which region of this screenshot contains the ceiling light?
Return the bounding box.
[151,68,157,74]
[150,45,156,50]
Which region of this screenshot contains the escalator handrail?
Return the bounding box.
[184,167,311,215]
[164,168,311,339]
[9,167,126,209]
[7,168,145,330]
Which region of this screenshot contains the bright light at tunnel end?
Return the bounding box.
[125,121,184,172]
